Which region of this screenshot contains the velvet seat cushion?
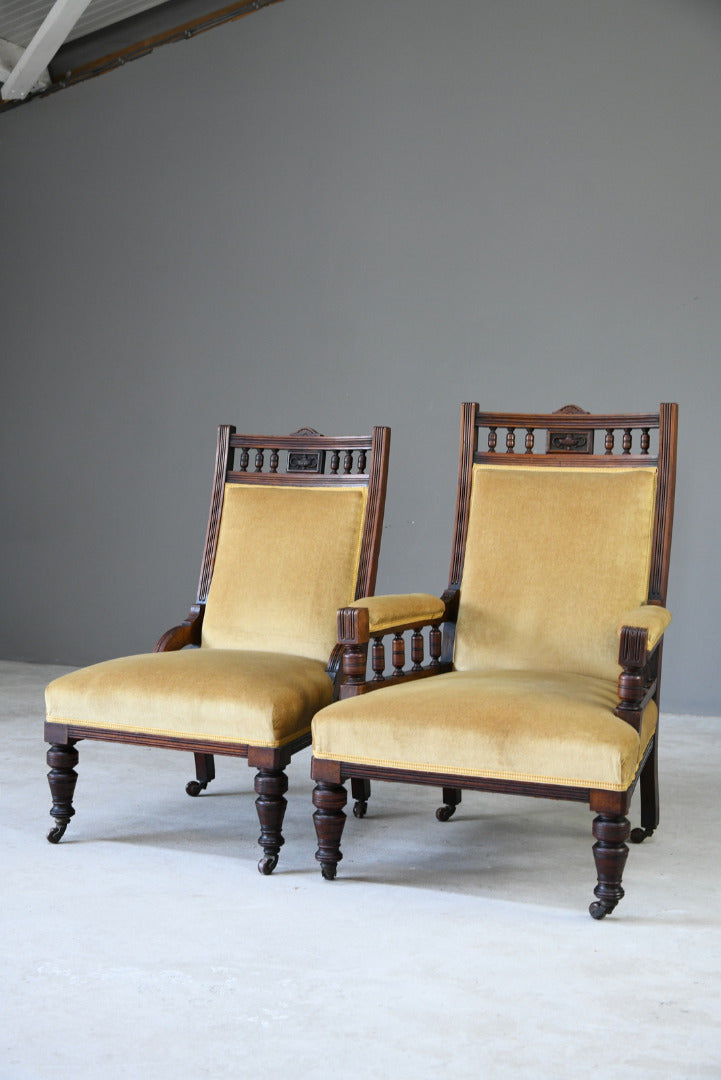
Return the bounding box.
[312,669,657,791]
[46,649,334,749]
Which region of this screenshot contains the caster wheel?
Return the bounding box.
[630,827,653,844]
[589,901,611,920]
[321,862,337,881]
[186,780,207,797]
[258,854,279,875]
[47,824,67,844]
[435,804,455,822]
[353,800,367,819]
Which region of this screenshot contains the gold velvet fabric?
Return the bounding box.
[453,465,658,680]
[618,605,672,652]
[348,593,446,632]
[46,649,334,748]
[46,483,368,749]
[202,484,369,662]
[312,669,657,791]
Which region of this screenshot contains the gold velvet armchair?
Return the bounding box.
[45,424,389,873]
[311,404,677,917]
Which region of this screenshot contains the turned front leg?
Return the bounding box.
[589,814,630,919]
[312,782,347,880]
[46,741,79,843]
[254,768,288,875]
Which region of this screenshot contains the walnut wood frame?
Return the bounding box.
[311,404,678,917]
[45,424,390,874]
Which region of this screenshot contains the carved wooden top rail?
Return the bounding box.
[474,405,662,465]
[226,429,373,485]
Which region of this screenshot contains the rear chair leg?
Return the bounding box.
[46,741,79,843]
[589,814,630,919]
[312,782,347,880]
[436,786,462,822]
[351,777,371,818]
[186,753,216,797]
[631,739,659,844]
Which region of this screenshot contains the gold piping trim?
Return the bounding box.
[310,750,646,792]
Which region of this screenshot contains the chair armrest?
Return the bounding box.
[615,605,671,730]
[337,593,452,698]
[617,605,671,663]
[342,593,447,641]
[153,605,204,652]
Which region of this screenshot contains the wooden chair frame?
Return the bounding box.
[311,404,677,917]
[45,424,390,873]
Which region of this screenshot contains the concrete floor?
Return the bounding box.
[2,659,720,1079]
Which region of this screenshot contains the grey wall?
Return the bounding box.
[2,0,720,713]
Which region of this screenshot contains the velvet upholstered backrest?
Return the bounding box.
[203,484,369,661]
[453,465,657,681]
[450,405,677,683]
[196,426,390,665]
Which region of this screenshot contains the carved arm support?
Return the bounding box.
[153,604,205,652]
[615,605,671,729]
[337,592,453,698]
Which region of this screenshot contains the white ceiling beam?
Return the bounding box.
[1,0,94,100]
[1,36,51,92]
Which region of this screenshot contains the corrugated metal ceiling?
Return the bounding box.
[1,0,169,48]
[1,0,281,108]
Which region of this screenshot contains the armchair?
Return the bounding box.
[311,404,677,917]
[44,424,390,872]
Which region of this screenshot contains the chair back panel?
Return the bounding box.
[202,484,369,661]
[453,464,658,680]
